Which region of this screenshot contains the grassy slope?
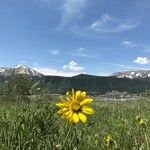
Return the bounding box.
[0,98,150,150]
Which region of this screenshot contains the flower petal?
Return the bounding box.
[58,110,63,114]
[72,113,79,123]
[80,98,93,106]
[61,108,68,112]
[81,91,86,98]
[82,106,94,114]
[66,91,72,101]
[60,97,68,102]
[79,113,87,123]
[65,111,73,120]
[76,90,81,99]
[56,103,69,108]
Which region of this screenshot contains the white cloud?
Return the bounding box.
[33,66,84,77]
[75,48,95,58]
[78,47,85,52]
[90,14,112,29]
[48,49,60,55]
[63,60,84,72]
[96,72,112,76]
[33,60,85,77]
[134,57,149,64]
[122,40,136,47]
[60,0,87,26]
[76,53,95,58]
[90,14,140,33]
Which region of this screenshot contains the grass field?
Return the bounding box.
[0,98,150,150]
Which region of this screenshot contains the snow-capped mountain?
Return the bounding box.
[0,67,5,73]
[0,65,43,77]
[112,70,150,79]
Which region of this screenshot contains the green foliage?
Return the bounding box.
[0,75,32,102]
[0,80,13,101]
[143,89,150,97]
[0,99,149,149]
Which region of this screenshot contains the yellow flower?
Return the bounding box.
[56,89,94,123]
[105,134,113,148]
[136,116,145,127]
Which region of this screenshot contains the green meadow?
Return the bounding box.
[0,97,149,150]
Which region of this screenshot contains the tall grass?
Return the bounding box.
[0,99,149,150]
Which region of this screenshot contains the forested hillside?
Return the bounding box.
[0,74,150,94]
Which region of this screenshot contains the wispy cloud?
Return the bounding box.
[60,0,87,26]
[76,53,95,58]
[75,48,95,58]
[89,14,140,33]
[134,56,149,65]
[78,47,85,52]
[48,49,60,55]
[121,40,136,47]
[90,14,112,30]
[70,14,141,39]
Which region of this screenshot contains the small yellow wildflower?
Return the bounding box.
[105,134,113,148]
[56,89,94,123]
[136,116,146,127]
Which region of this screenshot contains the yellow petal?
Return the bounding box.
[64,110,72,117]
[81,91,86,98]
[57,110,63,114]
[106,134,112,142]
[76,90,81,99]
[72,113,79,123]
[56,103,69,108]
[61,108,68,112]
[66,91,72,100]
[79,113,87,123]
[139,119,145,125]
[56,103,64,107]
[65,111,73,121]
[72,89,75,101]
[60,97,68,102]
[80,98,93,106]
[82,106,94,114]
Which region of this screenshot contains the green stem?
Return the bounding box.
[145,132,150,150]
[61,125,72,150]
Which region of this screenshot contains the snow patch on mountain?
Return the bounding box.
[0,65,43,77]
[112,70,150,79]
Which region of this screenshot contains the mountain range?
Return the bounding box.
[0,65,150,94]
[1,65,150,79]
[0,65,43,77]
[112,70,150,79]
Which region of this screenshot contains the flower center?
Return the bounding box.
[71,101,81,111]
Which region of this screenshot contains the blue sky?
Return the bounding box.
[1,0,150,76]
